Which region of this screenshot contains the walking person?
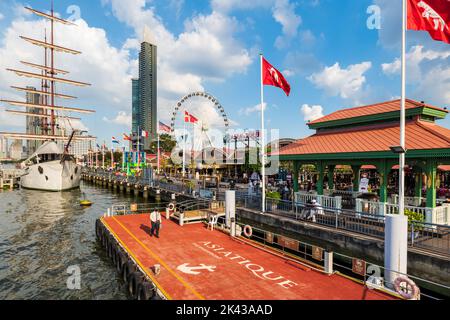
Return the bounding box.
[150,210,162,238]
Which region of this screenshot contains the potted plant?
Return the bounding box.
[404,209,425,240]
[266,191,281,211]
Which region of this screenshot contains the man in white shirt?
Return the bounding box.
[150,210,162,238]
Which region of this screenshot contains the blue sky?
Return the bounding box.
[0,0,449,147]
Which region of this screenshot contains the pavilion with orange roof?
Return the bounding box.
[273,99,450,223]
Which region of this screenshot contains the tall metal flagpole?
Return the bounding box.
[102,141,105,169]
[137,126,141,170]
[157,127,160,175]
[399,0,406,216]
[260,54,266,213]
[182,110,186,177]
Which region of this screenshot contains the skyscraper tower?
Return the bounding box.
[139,40,157,151]
[131,27,157,152]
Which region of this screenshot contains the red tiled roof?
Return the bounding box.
[309,99,448,125]
[275,119,450,156]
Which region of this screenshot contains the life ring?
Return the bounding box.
[243,225,253,238]
[128,271,144,299]
[137,282,156,300]
[168,203,175,211]
[393,276,420,300]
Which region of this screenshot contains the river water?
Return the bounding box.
[0,181,151,300]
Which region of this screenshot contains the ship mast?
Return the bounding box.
[50,0,55,135]
[0,1,96,144]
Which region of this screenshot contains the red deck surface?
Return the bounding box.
[102,214,396,300]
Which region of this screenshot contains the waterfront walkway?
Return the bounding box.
[101,213,396,300]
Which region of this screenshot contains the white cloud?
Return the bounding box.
[0,13,4,21]
[103,0,252,128]
[0,15,135,136]
[381,59,401,75]
[415,66,450,106]
[300,104,324,122]
[211,0,302,50]
[273,0,302,49]
[211,0,273,13]
[103,111,132,127]
[239,102,267,116]
[308,62,372,100]
[169,0,184,19]
[381,46,450,106]
[382,46,450,80]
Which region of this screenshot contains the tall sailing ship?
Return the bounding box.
[0,1,95,191]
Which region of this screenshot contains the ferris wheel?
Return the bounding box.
[169,92,230,149]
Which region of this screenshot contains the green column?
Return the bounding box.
[293,161,300,192]
[425,160,437,208]
[379,161,388,203]
[327,165,335,190]
[415,170,423,198]
[351,165,361,192]
[316,161,324,195]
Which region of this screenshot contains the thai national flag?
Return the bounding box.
[112,137,120,144]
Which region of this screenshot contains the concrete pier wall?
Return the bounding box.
[237,208,450,289]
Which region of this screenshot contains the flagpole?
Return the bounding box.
[122,144,125,171]
[157,129,160,176]
[102,140,105,169]
[182,109,186,178]
[399,0,406,217]
[260,53,266,213]
[137,125,140,170]
[111,140,114,170]
[95,145,98,168]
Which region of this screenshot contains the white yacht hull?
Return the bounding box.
[21,159,81,191]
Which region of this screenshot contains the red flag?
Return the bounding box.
[184,111,198,123]
[158,121,171,133]
[407,0,450,44]
[123,133,131,141]
[262,57,291,96]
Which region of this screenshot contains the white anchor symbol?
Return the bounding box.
[177,263,216,275]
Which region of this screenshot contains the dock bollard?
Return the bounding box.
[179,213,184,226]
[324,251,333,275]
[230,217,236,237]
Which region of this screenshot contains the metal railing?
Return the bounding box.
[108,202,169,216]
[233,222,449,300]
[237,196,450,255]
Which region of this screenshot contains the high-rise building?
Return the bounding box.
[132,78,140,135]
[25,86,43,156]
[0,137,8,159]
[131,39,157,152]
